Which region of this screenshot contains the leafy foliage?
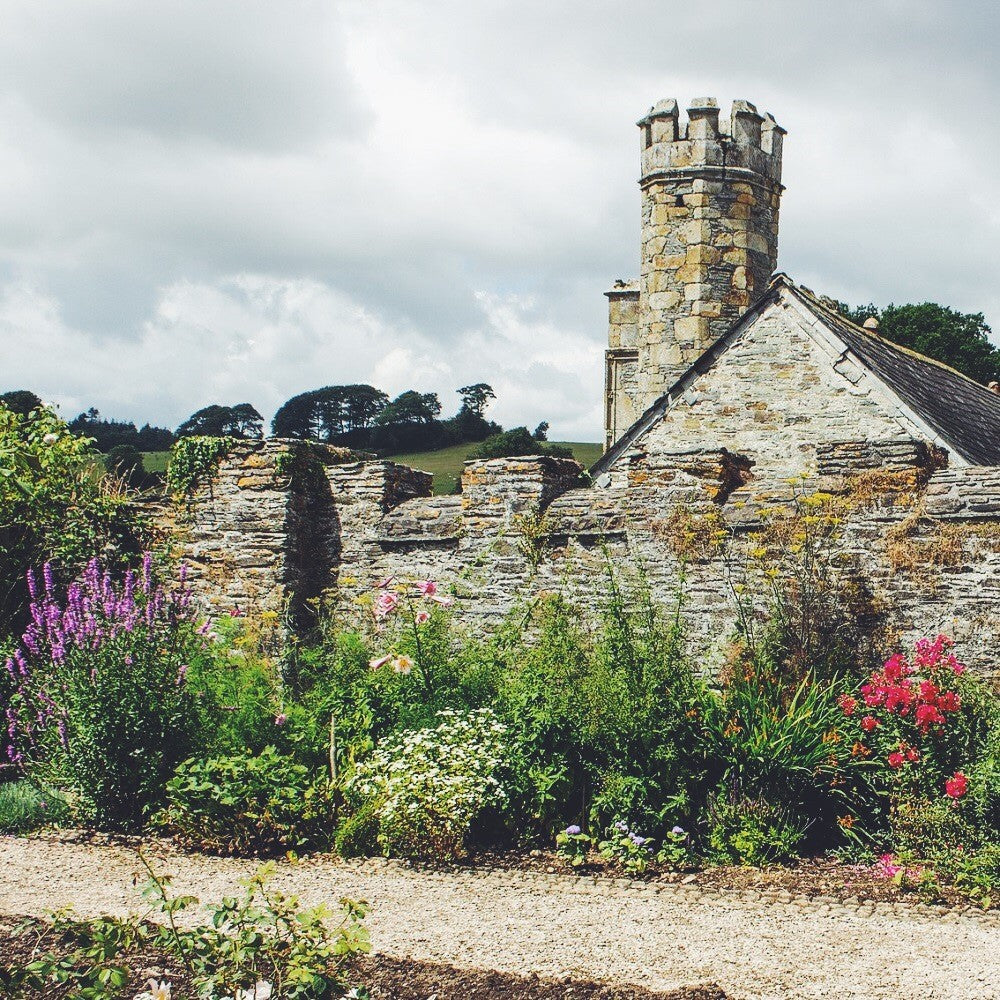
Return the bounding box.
[0,390,42,417]
[699,669,865,859]
[840,300,1000,385]
[0,403,146,638]
[157,748,333,855]
[166,435,237,497]
[104,443,154,488]
[1,858,370,1000]
[471,426,574,460]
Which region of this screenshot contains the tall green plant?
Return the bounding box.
[0,403,145,638]
[699,665,870,859]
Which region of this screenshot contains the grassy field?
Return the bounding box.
[142,451,171,473]
[388,441,603,494]
[144,442,603,495]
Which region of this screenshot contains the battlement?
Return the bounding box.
[638,98,784,186]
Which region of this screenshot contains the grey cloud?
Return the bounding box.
[0,1,366,150]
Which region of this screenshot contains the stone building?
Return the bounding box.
[175,98,1000,675]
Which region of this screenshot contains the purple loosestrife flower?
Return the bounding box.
[671,826,686,837]
[565,825,581,835]
[3,554,198,767]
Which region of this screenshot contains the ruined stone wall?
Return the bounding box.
[176,438,1000,679]
[606,97,785,446]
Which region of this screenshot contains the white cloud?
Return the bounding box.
[3,1,1000,439]
[0,273,602,437]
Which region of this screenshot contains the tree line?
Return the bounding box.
[0,381,558,461]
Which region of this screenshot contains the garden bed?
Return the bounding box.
[0,918,726,1000]
[351,954,727,999]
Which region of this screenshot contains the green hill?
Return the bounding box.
[146,442,603,496]
[388,441,603,495]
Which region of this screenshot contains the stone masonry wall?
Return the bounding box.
[177,438,1000,679]
[630,297,934,483]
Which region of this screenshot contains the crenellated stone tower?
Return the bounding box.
[604,98,785,448]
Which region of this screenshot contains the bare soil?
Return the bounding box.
[0,918,726,999]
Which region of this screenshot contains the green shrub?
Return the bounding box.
[158,748,333,855]
[186,613,286,757]
[706,783,809,865]
[471,426,574,460]
[0,780,69,833]
[0,403,146,638]
[584,576,708,833]
[952,844,1000,909]
[346,708,510,859]
[888,794,979,862]
[492,573,708,841]
[334,799,380,858]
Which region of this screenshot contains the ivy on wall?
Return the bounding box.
[166,436,237,499]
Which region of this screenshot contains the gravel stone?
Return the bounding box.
[2,837,999,1000]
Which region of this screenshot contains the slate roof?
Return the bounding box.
[791,282,1000,466]
[592,274,1000,476]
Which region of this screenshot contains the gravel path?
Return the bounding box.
[2,836,998,1000]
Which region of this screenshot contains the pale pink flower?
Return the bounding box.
[392,655,413,675]
[429,593,454,607]
[369,654,392,671]
[376,576,395,590]
[417,580,437,596]
[415,610,430,624]
[373,592,399,618]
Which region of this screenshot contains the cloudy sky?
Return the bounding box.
[2,1,1000,440]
